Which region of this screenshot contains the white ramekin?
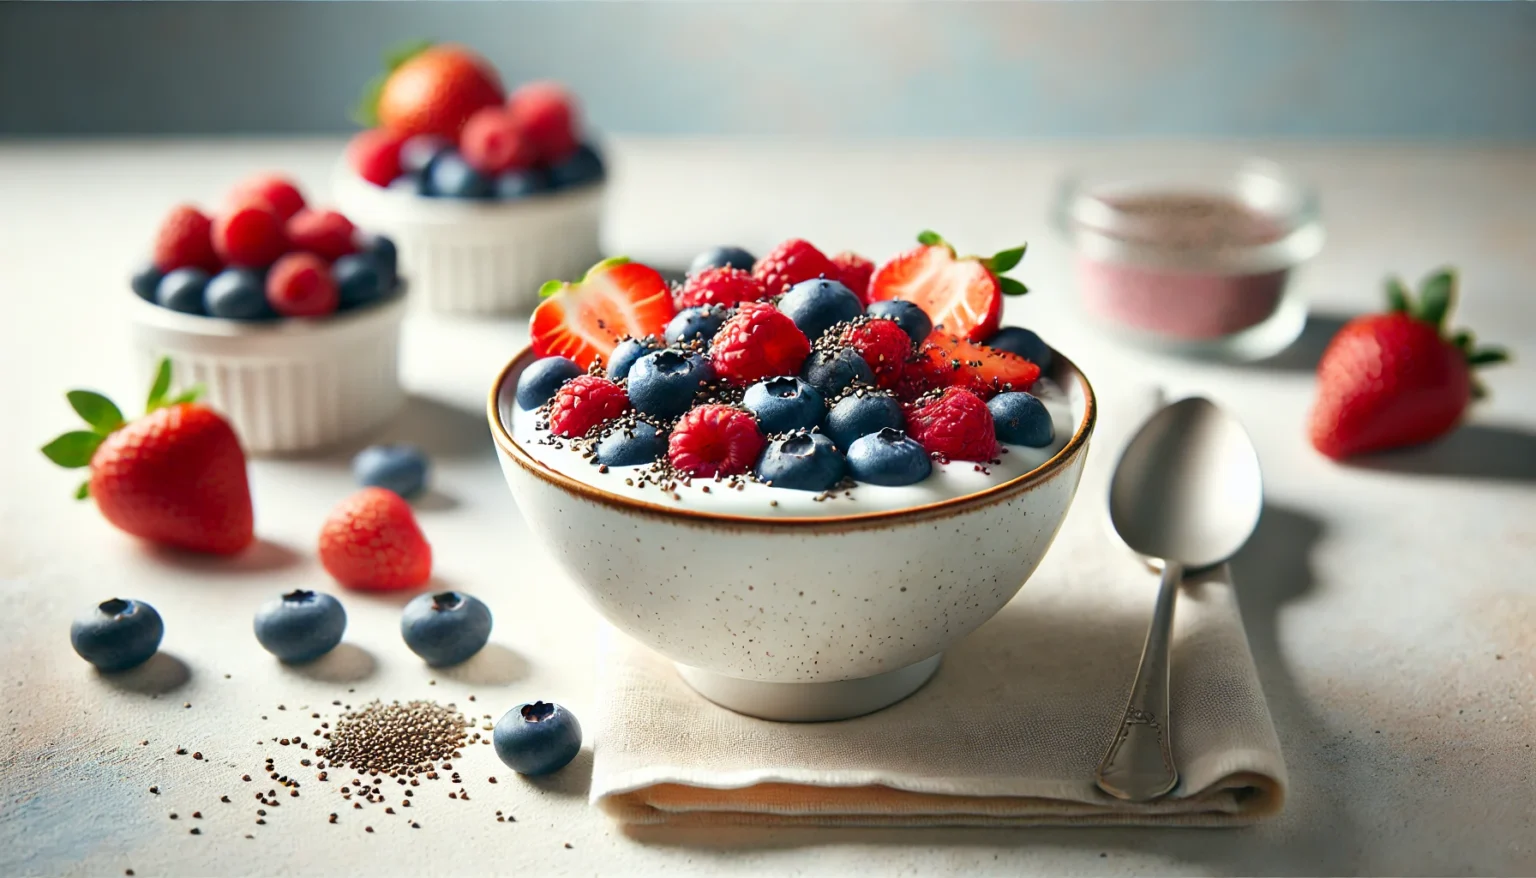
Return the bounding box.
[127,295,407,456]
[332,164,604,315]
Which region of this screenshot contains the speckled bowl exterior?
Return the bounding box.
[488,347,1095,684]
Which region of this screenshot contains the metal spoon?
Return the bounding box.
[1094,396,1263,802]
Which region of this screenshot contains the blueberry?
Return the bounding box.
[664,305,729,345]
[252,590,346,664]
[204,268,275,320]
[493,701,582,776]
[425,150,492,199]
[70,598,163,672]
[156,268,210,315]
[334,253,384,309]
[352,443,430,499]
[987,392,1055,447]
[800,347,875,398]
[595,420,667,467]
[626,349,713,419]
[495,168,549,199]
[986,326,1053,372]
[131,262,163,303]
[688,246,756,275]
[389,172,427,195]
[401,591,493,667]
[516,356,584,410]
[824,391,905,452]
[847,428,933,486]
[605,336,662,381]
[866,300,933,346]
[743,377,824,434]
[547,143,606,189]
[355,232,398,292]
[400,135,453,175]
[756,431,846,492]
[777,279,863,340]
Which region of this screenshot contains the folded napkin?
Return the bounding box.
[590,389,1287,828]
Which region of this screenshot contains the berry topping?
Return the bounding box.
[152,205,220,274]
[131,262,162,303]
[824,389,905,452]
[333,253,387,309]
[229,174,307,220]
[369,43,504,140]
[530,257,676,371]
[516,356,584,411]
[547,143,605,189]
[212,203,288,269]
[425,149,492,198]
[548,375,629,438]
[674,266,767,310]
[347,128,409,187]
[841,318,914,390]
[494,701,582,776]
[594,419,668,467]
[709,301,812,387]
[867,231,1028,341]
[507,81,580,165]
[401,590,493,667]
[988,391,1055,448]
[460,106,539,175]
[777,278,864,341]
[866,299,934,347]
[604,336,663,382]
[352,443,430,499]
[495,168,548,199]
[752,238,838,295]
[985,326,1053,372]
[205,268,276,321]
[667,404,764,478]
[689,246,756,275]
[157,269,211,315]
[830,251,875,302]
[846,428,932,487]
[399,134,453,175]
[756,431,846,492]
[266,253,339,318]
[253,590,347,664]
[285,209,359,262]
[70,598,165,672]
[627,349,714,419]
[742,376,825,434]
[664,305,730,345]
[907,330,1042,400]
[799,346,875,398]
[319,487,433,591]
[906,386,998,462]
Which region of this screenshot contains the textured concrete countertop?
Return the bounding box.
[1,139,1532,877]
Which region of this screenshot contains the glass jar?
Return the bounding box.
[1052,158,1324,361]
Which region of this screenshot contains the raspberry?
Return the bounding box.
[346,128,408,188]
[459,106,539,175]
[674,267,767,310]
[830,251,875,302]
[841,318,913,390]
[229,174,306,220]
[212,204,288,269]
[507,81,579,165]
[152,205,221,273]
[285,209,358,262]
[668,405,764,478]
[709,302,812,386]
[549,375,629,438]
[266,253,339,317]
[752,239,837,295]
[906,386,998,462]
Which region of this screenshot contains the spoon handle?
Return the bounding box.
[1095,560,1182,802]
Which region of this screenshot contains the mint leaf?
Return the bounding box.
[75,480,91,501]
[916,230,946,248]
[988,245,1027,274]
[538,280,566,299]
[999,277,1030,296]
[41,431,103,469]
[1385,277,1411,313]
[146,358,173,411]
[66,390,124,434]
[1416,269,1455,328]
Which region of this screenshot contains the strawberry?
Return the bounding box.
[903,330,1042,401]
[346,128,409,187]
[867,231,1029,341]
[830,251,875,302]
[530,257,676,371]
[41,359,254,555]
[228,174,306,220]
[753,239,838,296]
[152,205,221,274]
[319,487,432,591]
[506,81,580,165]
[459,106,539,175]
[1309,268,1508,460]
[361,42,504,140]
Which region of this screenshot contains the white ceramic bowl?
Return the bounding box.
[332,165,604,315]
[489,347,1097,721]
[128,294,406,455]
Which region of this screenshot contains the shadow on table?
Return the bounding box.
[285,642,377,684]
[1341,423,1536,483]
[143,538,302,574]
[435,642,529,687]
[97,651,191,695]
[1237,310,1354,373]
[522,747,594,799]
[382,393,495,462]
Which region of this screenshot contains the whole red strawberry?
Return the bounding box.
[41,359,254,555]
[319,487,432,591]
[906,386,998,462]
[1309,269,1507,460]
[830,251,875,302]
[753,239,838,295]
[366,43,504,139]
[868,231,1028,341]
[674,266,767,310]
[710,301,812,386]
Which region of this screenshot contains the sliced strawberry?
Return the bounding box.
[907,330,1042,401]
[867,231,1028,342]
[530,257,675,371]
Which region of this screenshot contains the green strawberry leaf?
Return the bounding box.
[67,390,124,434]
[1468,347,1510,366]
[351,76,387,128]
[384,39,433,71]
[987,245,1028,274]
[584,256,631,280]
[1416,269,1456,329]
[146,358,173,412]
[999,277,1030,297]
[41,431,103,469]
[166,385,204,406]
[75,480,91,501]
[1385,277,1411,313]
[538,280,566,299]
[916,230,948,248]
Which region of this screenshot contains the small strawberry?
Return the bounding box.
[506,81,580,165]
[285,209,358,262]
[530,257,676,371]
[459,106,539,175]
[152,205,221,274]
[709,302,812,386]
[319,487,432,591]
[903,330,1042,401]
[548,375,629,439]
[867,230,1029,341]
[830,251,875,302]
[674,266,767,310]
[753,239,838,296]
[841,318,913,390]
[347,128,409,187]
[668,405,764,478]
[1309,268,1508,460]
[41,359,254,555]
[361,42,504,140]
[212,203,288,269]
[228,174,307,220]
[906,386,998,462]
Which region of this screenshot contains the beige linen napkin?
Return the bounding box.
[590,388,1286,828]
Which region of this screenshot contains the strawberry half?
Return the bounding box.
[867,231,1029,341]
[904,330,1042,401]
[530,257,675,371]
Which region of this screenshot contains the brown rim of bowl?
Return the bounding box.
[487,344,1096,529]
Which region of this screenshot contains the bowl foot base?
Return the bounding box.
[674,654,942,722]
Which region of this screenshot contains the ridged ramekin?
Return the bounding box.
[332,165,604,315]
[127,295,406,456]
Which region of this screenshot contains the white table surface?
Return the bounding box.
[1,138,1533,877]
